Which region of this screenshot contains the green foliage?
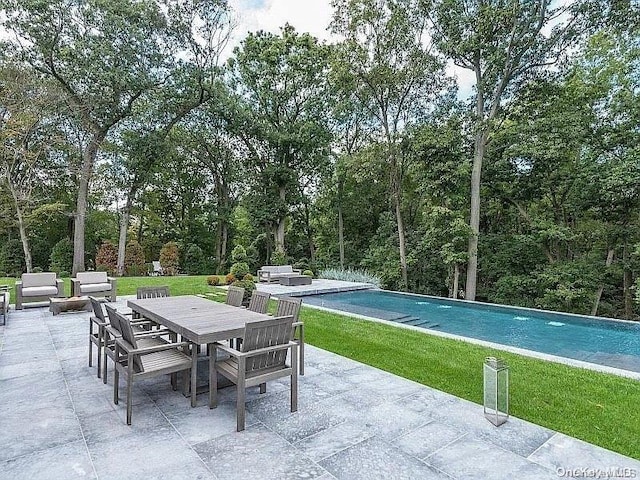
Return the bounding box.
[243,273,254,281]
[271,248,287,266]
[95,241,118,276]
[184,244,206,275]
[230,262,249,279]
[225,273,236,285]
[206,275,220,286]
[49,238,73,274]
[32,266,43,273]
[319,267,380,287]
[124,240,145,276]
[0,239,25,276]
[303,269,314,278]
[231,278,256,303]
[230,245,247,263]
[159,242,180,276]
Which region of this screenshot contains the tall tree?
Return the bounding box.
[428,0,585,299]
[331,0,446,288]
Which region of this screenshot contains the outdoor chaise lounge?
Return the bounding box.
[0,285,9,325]
[257,265,303,283]
[72,271,116,301]
[15,272,64,309]
[210,315,298,431]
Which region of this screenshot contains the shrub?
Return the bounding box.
[184,244,206,275]
[230,261,250,279]
[207,275,220,286]
[1,238,25,276]
[231,245,247,263]
[271,248,287,266]
[225,273,236,285]
[95,241,118,275]
[58,271,70,278]
[319,267,381,287]
[232,278,256,303]
[243,273,254,281]
[159,241,180,276]
[49,238,73,274]
[124,240,145,276]
[32,266,43,273]
[303,269,314,278]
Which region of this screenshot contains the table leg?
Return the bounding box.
[191,342,198,407]
[209,342,215,409]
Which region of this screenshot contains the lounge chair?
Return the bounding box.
[72,271,116,301]
[15,272,64,309]
[152,261,164,276]
[0,285,9,325]
[210,315,298,431]
[256,265,302,283]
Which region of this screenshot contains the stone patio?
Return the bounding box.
[1,298,638,480]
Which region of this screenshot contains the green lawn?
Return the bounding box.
[2,274,638,458]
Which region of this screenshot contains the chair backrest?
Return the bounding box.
[275,297,302,322]
[261,265,294,274]
[226,286,245,307]
[108,307,143,373]
[248,290,271,314]
[21,272,57,288]
[76,271,108,284]
[104,304,123,334]
[89,296,105,322]
[242,316,293,373]
[137,286,170,299]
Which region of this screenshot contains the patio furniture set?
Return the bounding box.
[88,286,304,431]
[257,265,312,286]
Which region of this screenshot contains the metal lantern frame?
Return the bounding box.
[483,356,509,426]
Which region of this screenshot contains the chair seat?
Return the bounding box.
[139,349,191,374]
[80,283,112,293]
[216,358,289,382]
[22,286,58,296]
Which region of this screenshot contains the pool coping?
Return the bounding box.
[302,302,640,381]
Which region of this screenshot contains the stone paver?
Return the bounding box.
[0,298,638,480]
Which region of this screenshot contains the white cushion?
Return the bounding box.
[22,273,57,288]
[261,265,294,274]
[22,286,58,296]
[0,292,9,305]
[80,283,112,293]
[76,271,108,284]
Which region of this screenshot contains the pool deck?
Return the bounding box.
[255,278,375,297]
[1,297,638,479]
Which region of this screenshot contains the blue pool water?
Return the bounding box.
[303,290,640,373]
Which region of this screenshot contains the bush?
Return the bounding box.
[1,238,25,276]
[95,241,118,275]
[231,245,247,263]
[49,238,74,274]
[230,261,250,279]
[32,266,43,273]
[319,267,381,287]
[207,275,220,286]
[159,241,180,276]
[58,271,69,278]
[225,273,236,285]
[303,269,314,278]
[271,248,287,266]
[124,240,145,276]
[232,278,256,304]
[184,244,206,275]
[243,273,254,281]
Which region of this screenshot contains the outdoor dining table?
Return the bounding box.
[127,295,272,407]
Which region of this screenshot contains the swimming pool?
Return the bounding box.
[302,289,640,374]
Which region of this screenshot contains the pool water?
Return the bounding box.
[302,290,640,373]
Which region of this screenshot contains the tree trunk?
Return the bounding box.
[275,186,286,252]
[338,184,345,269]
[72,131,106,276]
[465,130,488,301]
[137,203,145,242]
[623,243,633,319]
[452,263,460,300]
[393,186,408,289]
[7,182,32,272]
[116,195,133,276]
[591,248,614,316]
[220,221,228,270]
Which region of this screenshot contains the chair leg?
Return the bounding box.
[88,322,93,368]
[259,383,266,394]
[171,373,177,390]
[96,327,103,379]
[236,385,246,432]
[103,347,109,384]
[299,324,305,376]
[126,375,133,425]
[113,369,119,404]
[291,345,298,413]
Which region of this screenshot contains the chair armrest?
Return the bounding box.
[215,341,297,359]
[293,269,302,274]
[116,338,190,355]
[56,278,64,296]
[71,278,79,296]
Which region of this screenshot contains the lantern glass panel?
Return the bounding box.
[483,357,509,426]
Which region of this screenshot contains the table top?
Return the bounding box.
[127,295,271,344]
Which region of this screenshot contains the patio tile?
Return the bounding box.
[294,420,374,462]
[528,433,640,471]
[319,437,451,480]
[352,399,433,441]
[394,421,466,459]
[0,358,61,380]
[79,405,167,444]
[87,423,213,480]
[0,403,83,462]
[0,439,95,480]
[193,423,326,480]
[426,436,558,480]
[0,371,69,411]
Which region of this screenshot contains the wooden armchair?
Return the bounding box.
[274,297,304,375]
[247,290,271,314]
[112,308,192,425]
[210,315,297,431]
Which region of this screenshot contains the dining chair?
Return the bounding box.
[274,297,304,375]
[111,308,192,425]
[225,286,245,307]
[210,315,297,431]
[247,290,271,314]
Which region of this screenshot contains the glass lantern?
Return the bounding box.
[484,356,509,426]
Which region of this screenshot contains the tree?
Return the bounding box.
[428,0,586,299]
[331,0,447,289]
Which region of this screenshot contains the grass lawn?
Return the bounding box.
[2,274,638,459]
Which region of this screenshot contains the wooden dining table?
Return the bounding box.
[127,295,272,407]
